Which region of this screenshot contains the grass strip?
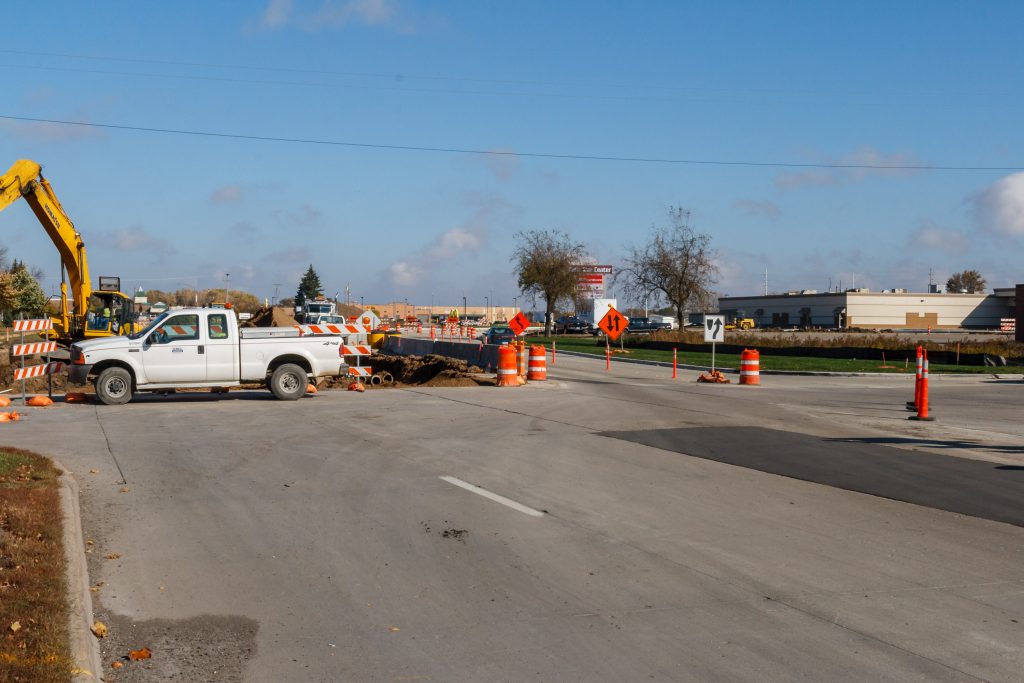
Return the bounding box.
[0,448,72,683]
[527,336,1024,374]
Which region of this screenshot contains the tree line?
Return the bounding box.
[512,207,991,334]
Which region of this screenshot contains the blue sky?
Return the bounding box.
[1,1,1022,310]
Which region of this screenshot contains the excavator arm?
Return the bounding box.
[0,159,91,335]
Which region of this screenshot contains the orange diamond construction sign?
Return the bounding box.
[508,311,530,336]
[597,306,628,341]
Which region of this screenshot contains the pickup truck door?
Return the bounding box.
[204,312,238,382]
[142,313,206,383]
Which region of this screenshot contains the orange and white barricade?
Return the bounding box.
[11,318,63,403]
[14,361,65,381]
[739,349,760,385]
[527,345,547,381]
[496,345,518,387]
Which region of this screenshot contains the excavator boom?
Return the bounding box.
[0,159,99,340]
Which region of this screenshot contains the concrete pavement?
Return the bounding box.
[2,356,1022,681]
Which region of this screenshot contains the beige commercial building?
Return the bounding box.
[718,288,1017,330]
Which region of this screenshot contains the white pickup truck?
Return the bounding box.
[69,307,354,405]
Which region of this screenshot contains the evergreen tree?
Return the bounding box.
[296,265,324,305]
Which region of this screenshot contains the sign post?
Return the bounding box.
[703,314,725,372]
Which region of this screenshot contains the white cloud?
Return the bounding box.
[0,116,103,143]
[257,0,403,31]
[732,199,782,220]
[260,0,293,28]
[426,228,481,259]
[907,223,969,254]
[971,172,1024,238]
[480,149,518,182]
[211,185,243,204]
[95,226,175,254]
[775,146,922,190]
[388,260,425,287]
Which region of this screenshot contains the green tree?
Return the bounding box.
[946,270,987,294]
[512,229,587,335]
[9,261,48,318]
[618,207,719,329]
[295,265,324,306]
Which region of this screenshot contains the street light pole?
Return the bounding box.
[462,295,467,321]
[224,273,230,304]
[484,296,489,323]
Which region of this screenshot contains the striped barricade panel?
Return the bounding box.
[14,361,66,380]
[347,366,372,377]
[13,318,53,332]
[12,341,58,356]
[340,345,372,356]
[296,324,372,336]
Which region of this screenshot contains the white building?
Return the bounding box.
[718,288,1016,330]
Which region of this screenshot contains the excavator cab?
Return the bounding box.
[81,277,138,338]
[83,290,137,338]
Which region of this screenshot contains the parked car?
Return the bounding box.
[626,317,673,334]
[482,325,517,345]
[554,316,594,334]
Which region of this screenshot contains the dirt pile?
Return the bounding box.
[337,303,363,319]
[244,306,299,328]
[322,354,493,388]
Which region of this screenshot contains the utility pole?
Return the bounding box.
[764,268,768,296]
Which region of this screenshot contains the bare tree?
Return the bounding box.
[618,207,719,328]
[512,229,587,335]
[946,269,987,294]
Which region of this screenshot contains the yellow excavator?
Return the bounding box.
[0,159,138,344]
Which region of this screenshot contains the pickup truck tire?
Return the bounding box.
[269,363,307,401]
[94,367,133,406]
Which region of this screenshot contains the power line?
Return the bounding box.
[4,48,1020,100]
[1,114,1020,171]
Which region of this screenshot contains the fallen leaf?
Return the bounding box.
[389,626,400,632]
[9,621,21,633]
[91,621,108,638]
[89,469,99,474]
[86,539,95,546]
[128,647,152,661]
[119,487,130,493]
[105,553,121,560]
[158,585,165,591]
[111,661,124,669]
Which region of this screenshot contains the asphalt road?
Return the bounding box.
[4,355,1023,682]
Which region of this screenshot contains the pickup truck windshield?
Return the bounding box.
[128,311,171,340]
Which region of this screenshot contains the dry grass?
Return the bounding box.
[0,448,71,682]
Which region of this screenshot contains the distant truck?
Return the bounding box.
[69,307,354,405]
[297,298,337,324]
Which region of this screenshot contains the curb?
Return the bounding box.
[55,461,103,682]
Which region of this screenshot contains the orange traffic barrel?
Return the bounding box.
[516,340,528,377]
[739,348,760,385]
[497,345,519,387]
[527,345,547,381]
